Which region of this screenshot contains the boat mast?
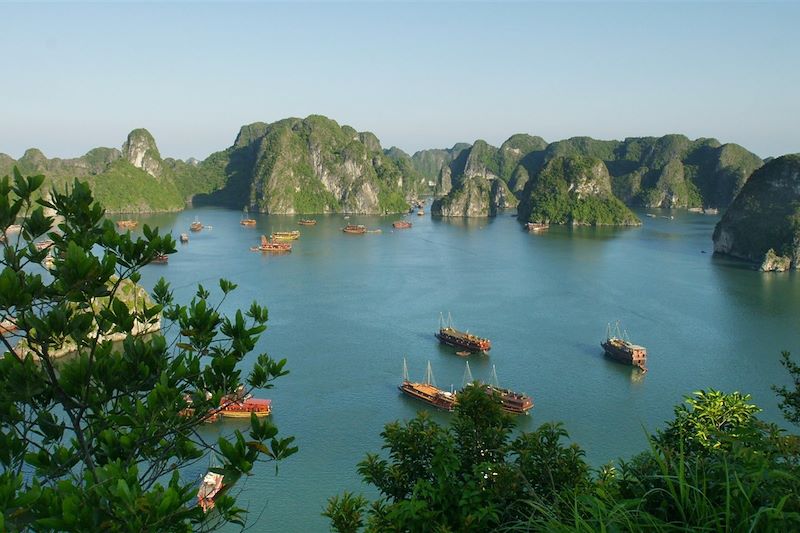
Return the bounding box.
[425,361,437,387]
[462,361,474,387]
[402,358,409,382]
[447,312,453,329]
[490,365,500,388]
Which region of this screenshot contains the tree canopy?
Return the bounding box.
[0,168,296,531]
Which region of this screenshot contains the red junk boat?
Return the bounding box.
[250,235,292,253]
[393,220,412,229]
[462,362,533,415]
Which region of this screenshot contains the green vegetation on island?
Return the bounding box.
[713,154,800,270]
[518,156,640,226]
[430,133,763,220]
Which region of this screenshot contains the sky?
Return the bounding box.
[1,1,798,161]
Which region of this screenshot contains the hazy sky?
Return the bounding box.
[1,1,798,160]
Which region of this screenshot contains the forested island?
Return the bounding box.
[3,115,799,268]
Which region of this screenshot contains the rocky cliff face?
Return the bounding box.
[122,129,163,178]
[193,115,412,214]
[517,156,640,226]
[713,154,800,270]
[430,141,518,217]
[412,143,470,185]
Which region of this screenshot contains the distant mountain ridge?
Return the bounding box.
[0,118,764,219]
[426,133,762,224]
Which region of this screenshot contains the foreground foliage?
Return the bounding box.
[0,169,296,531]
[327,369,800,532]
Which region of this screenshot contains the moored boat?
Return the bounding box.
[399,359,456,411]
[484,365,533,415]
[180,233,189,243]
[417,209,425,216]
[251,235,292,253]
[219,386,272,418]
[116,220,138,229]
[197,471,225,512]
[271,230,300,241]
[298,219,317,226]
[190,218,203,232]
[393,220,412,229]
[435,313,491,353]
[525,222,549,232]
[240,219,256,227]
[152,254,169,264]
[342,224,367,234]
[601,322,647,372]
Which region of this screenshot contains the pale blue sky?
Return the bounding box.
[1,1,798,160]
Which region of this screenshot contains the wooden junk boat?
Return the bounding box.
[342,224,367,235]
[240,207,257,227]
[435,313,491,353]
[219,385,272,418]
[399,359,456,411]
[116,220,138,229]
[251,235,292,253]
[152,254,169,264]
[462,362,533,415]
[525,222,549,233]
[298,219,317,226]
[393,220,412,229]
[271,230,300,241]
[602,322,647,372]
[190,218,204,232]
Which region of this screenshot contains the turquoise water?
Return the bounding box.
[129,207,799,531]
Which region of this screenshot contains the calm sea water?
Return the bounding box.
[128,207,799,532]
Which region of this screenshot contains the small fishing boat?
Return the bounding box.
[271,230,300,241]
[116,220,138,229]
[180,233,189,243]
[298,219,317,226]
[436,312,491,353]
[645,214,657,218]
[190,218,203,232]
[456,351,471,357]
[417,209,425,216]
[342,224,366,234]
[197,469,224,513]
[525,222,549,232]
[399,359,457,411]
[197,443,229,513]
[250,235,292,253]
[602,321,647,372]
[393,220,412,229]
